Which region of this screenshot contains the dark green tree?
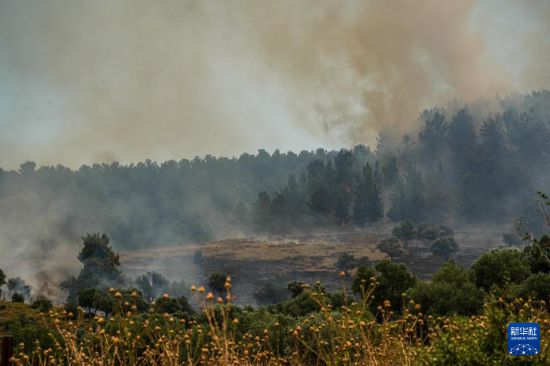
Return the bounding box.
[432,261,471,287]
[381,156,399,187]
[154,295,194,316]
[78,288,113,315]
[253,283,288,305]
[207,272,228,296]
[408,281,483,316]
[392,220,416,246]
[287,281,305,298]
[306,160,334,220]
[418,110,448,169]
[332,149,356,225]
[31,296,53,312]
[11,292,24,303]
[353,261,416,313]
[447,108,477,165]
[251,192,273,232]
[430,237,458,260]
[0,267,5,298]
[335,253,355,274]
[377,237,403,260]
[353,163,384,224]
[62,233,123,305]
[515,273,550,301]
[471,248,530,290]
[387,165,426,222]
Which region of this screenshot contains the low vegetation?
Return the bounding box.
[1,194,548,365]
[2,276,549,365]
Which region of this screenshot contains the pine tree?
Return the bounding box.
[387,164,426,222]
[61,233,123,305]
[353,163,384,225]
[251,191,273,232]
[418,110,448,169]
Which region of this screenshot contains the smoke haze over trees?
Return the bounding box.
[0,91,549,290]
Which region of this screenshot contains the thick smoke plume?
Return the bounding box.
[0,0,549,168]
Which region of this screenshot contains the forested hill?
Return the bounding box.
[1,91,550,250]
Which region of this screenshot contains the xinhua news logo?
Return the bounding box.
[507,322,540,356]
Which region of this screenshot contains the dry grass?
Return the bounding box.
[121,234,387,269]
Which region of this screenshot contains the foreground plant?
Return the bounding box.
[7,277,550,366]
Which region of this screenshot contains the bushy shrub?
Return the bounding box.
[417,224,453,240]
[515,272,550,301]
[524,234,550,273]
[154,295,194,317]
[377,236,403,259]
[471,248,531,290]
[253,283,288,305]
[353,260,416,313]
[11,292,25,303]
[392,220,416,243]
[430,236,458,260]
[31,296,53,312]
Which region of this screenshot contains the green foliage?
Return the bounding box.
[524,234,550,273]
[417,224,453,240]
[515,273,550,301]
[392,220,416,243]
[0,267,5,297]
[11,292,24,303]
[418,297,549,365]
[409,263,483,316]
[335,252,355,273]
[3,94,550,251]
[253,283,288,305]
[418,110,448,166]
[154,295,194,317]
[409,282,483,316]
[207,272,227,295]
[272,282,342,317]
[78,288,114,315]
[352,266,376,295]
[430,237,458,260]
[251,191,273,232]
[381,156,399,186]
[62,233,123,304]
[376,236,402,259]
[287,280,305,298]
[353,163,384,224]
[387,165,426,222]
[30,296,53,312]
[471,248,531,290]
[0,302,57,354]
[353,261,416,312]
[432,261,470,287]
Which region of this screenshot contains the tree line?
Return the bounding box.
[0,91,549,250]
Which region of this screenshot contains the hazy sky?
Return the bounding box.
[0,0,549,169]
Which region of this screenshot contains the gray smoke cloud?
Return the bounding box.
[0,0,548,168]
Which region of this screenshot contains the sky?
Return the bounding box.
[0,0,549,169]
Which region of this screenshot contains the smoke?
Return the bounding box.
[0,0,548,168]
